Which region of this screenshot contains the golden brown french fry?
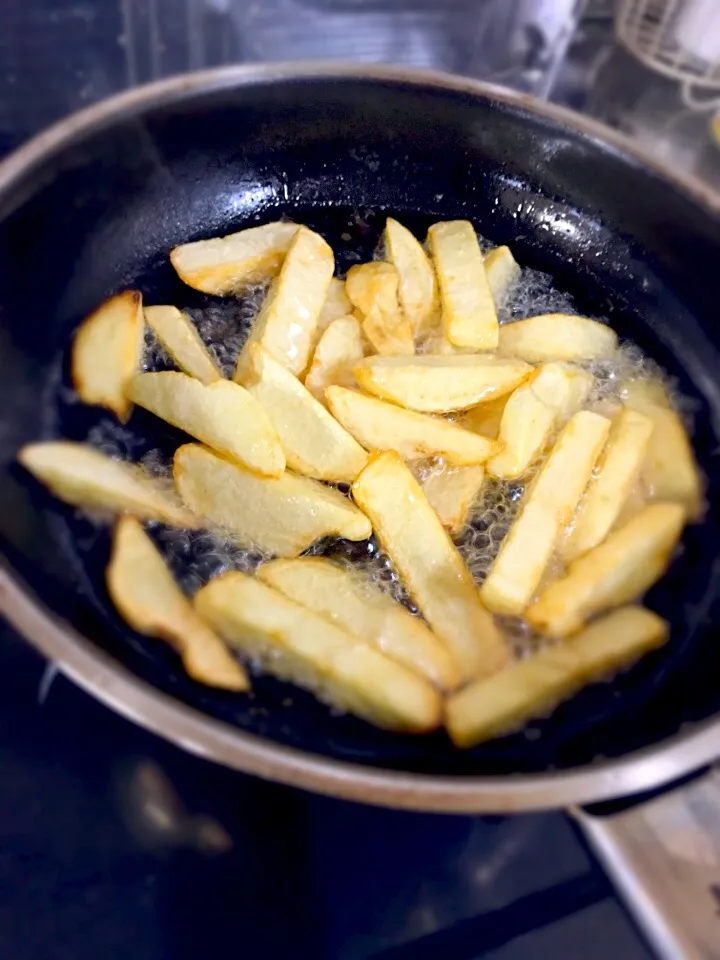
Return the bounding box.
[346,262,414,356]
[107,517,248,690]
[317,278,353,334]
[562,407,654,561]
[234,226,334,378]
[169,221,299,295]
[384,217,439,338]
[19,442,199,528]
[353,354,533,413]
[144,306,222,385]
[304,315,365,404]
[481,411,611,615]
[488,363,593,480]
[623,391,703,519]
[71,290,143,421]
[256,557,460,690]
[194,572,442,733]
[497,314,618,363]
[484,245,520,308]
[127,371,285,477]
[174,444,370,557]
[237,345,367,483]
[428,220,498,350]
[352,452,509,683]
[446,606,668,747]
[526,502,685,636]
[420,466,486,535]
[326,386,498,465]
[460,395,509,439]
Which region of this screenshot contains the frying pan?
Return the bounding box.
[1,63,720,931]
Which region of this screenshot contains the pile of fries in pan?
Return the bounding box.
[19,217,703,747]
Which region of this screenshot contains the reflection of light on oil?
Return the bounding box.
[535,208,580,240]
[225,183,276,216]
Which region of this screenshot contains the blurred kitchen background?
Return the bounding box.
[1,0,719,187]
[1,2,719,960]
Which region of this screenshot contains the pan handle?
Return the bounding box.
[572,767,720,960]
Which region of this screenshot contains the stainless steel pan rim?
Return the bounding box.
[1,61,718,813]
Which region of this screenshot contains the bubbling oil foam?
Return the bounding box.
[79,237,688,660]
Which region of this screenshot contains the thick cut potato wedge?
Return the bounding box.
[234,226,334,378]
[353,354,533,414]
[346,262,414,356]
[619,377,671,410]
[174,444,370,556]
[19,442,198,528]
[107,517,248,690]
[498,314,618,363]
[484,245,520,308]
[623,394,703,519]
[526,502,685,636]
[461,395,509,440]
[144,306,222,385]
[446,607,668,747]
[488,363,593,480]
[384,218,439,338]
[481,411,611,615]
[420,466,486,535]
[427,220,498,350]
[169,221,299,295]
[317,278,353,334]
[127,371,284,477]
[257,557,460,690]
[352,452,509,683]
[72,290,143,421]
[326,386,498,465]
[562,407,654,561]
[194,572,442,733]
[304,316,365,404]
[237,346,367,483]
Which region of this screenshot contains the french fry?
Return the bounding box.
[234,226,334,378]
[526,502,685,636]
[353,354,533,414]
[107,517,248,690]
[384,217,439,338]
[317,278,353,334]
[497,314,618,363]
[484,245,521,308]
[420,466,486,536]
[144,305,222,385]
[194,572,442,733]
[562,407,654,560]
[257,557,460,690]
[427,220,498,350]
[481,411,611,615]
[352,452,509,683]
[127,371,285,477]
[71,290,143,421]
[446,606,668,747]
[488,363,594,480]
[346,262,414,356]
[304,315,365,404]
[460,395,509,439]
[619,377,671,410]
[19,442,199,528]
[326,386,498,465]
[623,391,703,519]
[237,345,367,483]
[169,221,299,295]
[174,444,370,557]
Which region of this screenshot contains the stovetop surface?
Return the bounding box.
[2,2,718,957]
